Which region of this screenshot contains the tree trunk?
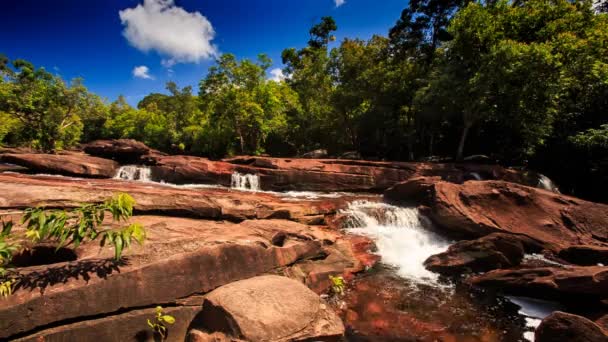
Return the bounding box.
[456,122,472,161]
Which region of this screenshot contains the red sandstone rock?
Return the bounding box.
[0,153,119,178]
[0,173,360,224]
[0,216,356,340]
[535,311,608,342]
[83,139,153,163]
[468,266,608,301]
[424,233,534,275]
[199,275,344,341]
[387,177,608,252]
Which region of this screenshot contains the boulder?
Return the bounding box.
[535,311,608,342]
[0,153,118,178]
[198,275,344,341]
[424,233,534,275]
[468,266,608,301]
[83,139,152,163]
[387,177,608,252]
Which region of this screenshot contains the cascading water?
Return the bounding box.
[231,172,260,191]
[114,165,152,182]
[537,174,560,193]
[340,200,450,283]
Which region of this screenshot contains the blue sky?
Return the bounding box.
[0,0,406,105]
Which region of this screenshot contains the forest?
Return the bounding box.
[1,0,607,202]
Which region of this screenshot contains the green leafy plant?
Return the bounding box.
[147,306,176,340]
[21,193,146,260]
[329,275,345,296]
[0,219,18,276]
[0,193,145,298]
[0,279,14,297]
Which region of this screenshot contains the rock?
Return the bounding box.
[388,177,608,251]
[339,151,362,160]
[535,311,608,342]
[0,172,361,224]
[559,245,608,266]
[83,139,152,163]
[463,155,495,164]
[0,215,357,340]
[301,149,328,159]
[424,233,534,275]
[468,266,608,301]
[14,305,201,342]
[384,176,441,204]
[198,275,344,341]
[188,330,244,342]
[0,153,119,178]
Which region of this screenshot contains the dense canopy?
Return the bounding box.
[1,0,607,202]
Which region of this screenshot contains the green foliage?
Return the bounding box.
[0,279,14,298]
[329,275,345,296]
[570,124,608,149]
[0,220,19,277]
[147,306,176,340]
[21,193,145,260]
[199,53,295,156]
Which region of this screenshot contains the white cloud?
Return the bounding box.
[335,0,346,7]
[133,65,154,79]
[269,68,286,82]
[119,0,217,65]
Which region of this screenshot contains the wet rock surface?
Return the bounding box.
[535,311,608,342]
[424,233,532,275]
[468,266,608,302]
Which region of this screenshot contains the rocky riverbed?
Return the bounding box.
[0,139,606,342]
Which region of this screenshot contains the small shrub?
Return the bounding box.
[329,275,345,296]
[0,193,146,297]
[147,306,176,340]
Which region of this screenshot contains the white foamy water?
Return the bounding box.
[507,296,563,342]
[340,200,450,284]
[114,165,152,182]
[231,172,260,191]
[537,174,560,193]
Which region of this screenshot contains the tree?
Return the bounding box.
[0,58,99,151]
[199,54,296,156]
[281,17,337,153]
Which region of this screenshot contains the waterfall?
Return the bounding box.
[114,165,152,182]
[537,174,560,193]
[231,172,260,191]
[340,200,450,283]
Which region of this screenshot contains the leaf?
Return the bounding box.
[113,234,123,260]
[161,315,176,324]
[147,319,155,329]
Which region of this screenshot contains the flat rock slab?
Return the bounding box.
[0,153,118,178]
[468,265,608,301]
[198,275,344,341]
[0,173,360,224]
